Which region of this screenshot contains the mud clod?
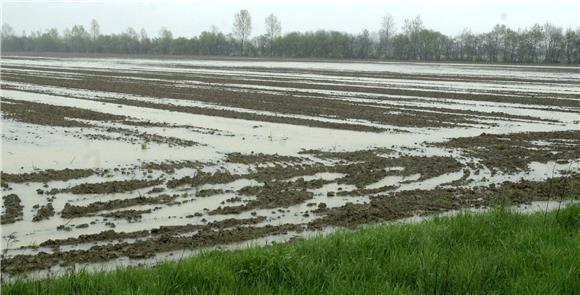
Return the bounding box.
[32,203,55,222]
[1,194,23,224]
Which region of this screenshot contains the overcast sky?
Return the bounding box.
[2,0,579,38]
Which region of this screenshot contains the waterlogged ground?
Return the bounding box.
[1,56,579,278]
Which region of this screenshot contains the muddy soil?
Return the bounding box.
[167,171,243,189]
[60,194,177,218]
[4,64,579,110]
[103,126,200,147]
[168,149,462,212]
[1,98,200,147]
[436,130,580,174]
[34,216,266,249]
[141,160,203,173]
[210,178,325,214]
[335,155,462,188]
[310,173,580,229]
[32,203,55,222]
[196,189,225,198]
[1,194,24,224]
[100,209,152,221]
[3,218,296,274]
[226,152,303,164]
[300,149,462,189]
[3,70,558,131]
[59,179,163,195]
[1,98,127,128]
[3,174,578,274]
[1,168,96,184]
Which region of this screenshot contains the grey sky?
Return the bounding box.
[2,0,579,38]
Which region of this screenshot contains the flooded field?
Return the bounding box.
[1,56,579,277]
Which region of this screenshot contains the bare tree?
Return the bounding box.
[543,22,563,63]
[380,13,396,58]
[90,19,100,41]
[233,9,252,55]
[139,28,149,42]
[403,15,424,59]
[1,24,15,38]
[210,25,220,34]
[264,13,281,56]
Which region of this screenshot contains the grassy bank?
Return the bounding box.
[3,204,579,294]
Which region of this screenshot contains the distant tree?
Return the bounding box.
[457,28,474,61]
[402,15,424,59]
[210,25,220,34]
[198,30,225,55]
[233,9,252,55]
[90,19,100,40]
[139,28,150,53]
[120,27,140,53]
[265,13,281,56]
[39,28,60,52]
[1,24,17,51]
[1,18,578,64]
[157,27,173,54]
[159,27,173,40]
[139,28,148,41]
[68,25,90,52]
[527,24,544,63]
[379,13,396,58]
[564,29,579,63]
[355,29,372,58]
[542,22,563,63]
[502,28,519,62]
[485,25,504,62]
[1,23,15,38]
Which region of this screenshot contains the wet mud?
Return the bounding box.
[60,194,177,218]
[1,169,96,184]
[61,179,163,195]
[1,194,24,224]
[436,130,580,174]
[310,173,580,229]
[32,203,55,222]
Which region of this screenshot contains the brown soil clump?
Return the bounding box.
[32,203,55,222]
[211,178,323,214]
[167,171,242,189]
[1,194,24,224]
[197,189,225,197]
[100,209,152,221]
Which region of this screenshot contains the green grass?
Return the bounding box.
[3,204,579,294]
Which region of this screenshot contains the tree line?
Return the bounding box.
[2,10,580,64]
